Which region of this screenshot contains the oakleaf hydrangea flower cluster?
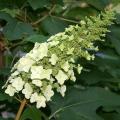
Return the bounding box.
[3,11,114,109]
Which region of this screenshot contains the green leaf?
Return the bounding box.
[0,93,11,101]
[65,7,98,20]
[49,87,120,120]
[107,25,120,55]
[20,106,42,120]
[86,0,110,10]
[41,16,68,35]
[3,21,34,40]
[0,12,34,40]
[28,0,50,10]
[25,34,49,43]
[0,12,14,23]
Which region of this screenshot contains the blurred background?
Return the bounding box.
[1,0,120,120]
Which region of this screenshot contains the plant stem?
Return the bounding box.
[15,98,27,120]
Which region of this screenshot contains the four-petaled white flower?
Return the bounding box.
[49,54,58,65]
[61,61,70,72]
[31,66,52,80]
[31,66,43,79]
[36,95,46,108]
[16,56,35,72]
[22,83,33,99]
[55,70,68,85]
[43,85,54,101]
[27,42,48,61]
[30,93,46,108]
[5,84,16,96]
[11,77,25,91]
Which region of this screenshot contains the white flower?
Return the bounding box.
[57,85,66,97]
[55,70,68,85]
[27,42,48,61]
[43,85,54,101]
[30,92,38,103]
[30,93,46,108]
[5,84,16,96]
[49,54,58,65]
[77,64,83,74]
[68,69,76,81]
[31,66,43,79]
[17,56,35,72]
[11,77,25,91]
[41,69,52,80]
[49,41,59,47]
[32,80,42,87]
[36,95,46,108]
[61,61,70,72]
[22,83,33,99]
[31,66,52,80]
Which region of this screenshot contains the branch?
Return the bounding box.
[31,5,56,26]
[51,15,80,24]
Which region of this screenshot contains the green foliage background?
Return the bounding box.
[0,0,120,120]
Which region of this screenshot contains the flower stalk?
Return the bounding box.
[15,98,27,120]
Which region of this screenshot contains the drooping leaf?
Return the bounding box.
[20,106,42,120]
[49,87,120,120]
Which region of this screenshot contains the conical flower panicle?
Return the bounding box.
[4,11,115,109]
